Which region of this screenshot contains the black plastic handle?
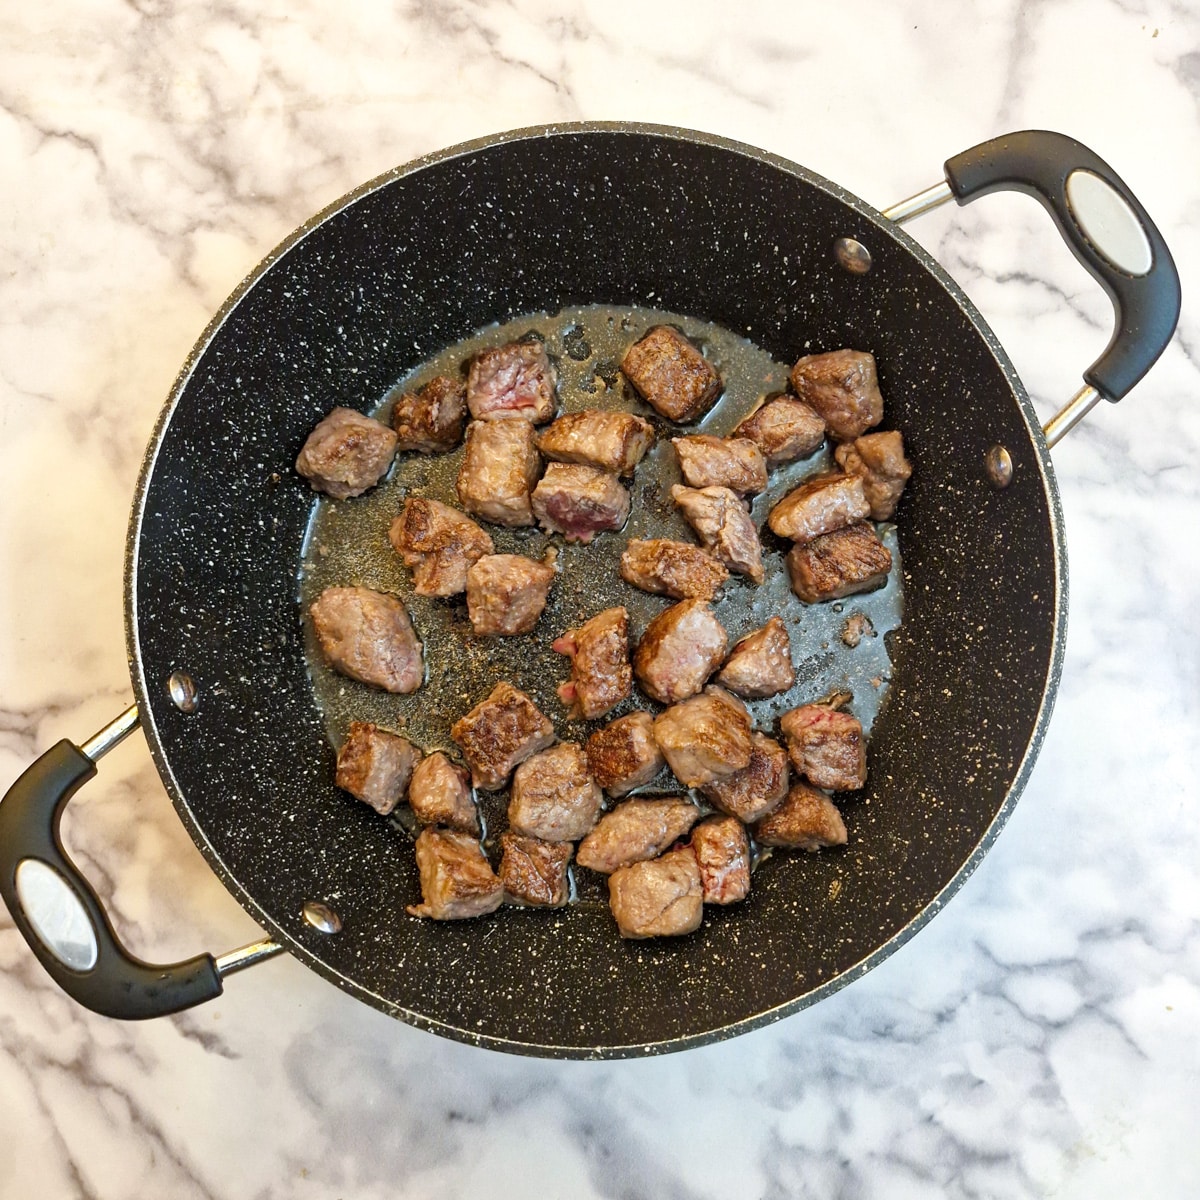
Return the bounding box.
[944,130,1180,402]
[0,739,222,1018]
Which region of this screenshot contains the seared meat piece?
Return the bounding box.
[790,349,884,442]
[408,751,477,833]
[671,485,764,583]
[621,325,721,422]
[586,711,666,796]
[716,616,795,699]
[767,473,869,544]
[753,783,848,850]
[553,607,632,720]
[466,553,556,636]
[537,409,655,476]
[310,587,424,694]
[733,396,827,467]
[672,436,767,496]
[389,497,494,597]
[450,682,556,790]
[295,407,398,499]
[498,833,572,907]
[691,816,751,904]
[608,846,703,938]
[841,612,876,648]
[466,340,557,424]
[652,688,753,787]
[633,598,727,704]
[334,721,420,815]
[619,538,729,601]
[780,704,867,791]
[531,462,630,543]
[456,419,542,527]
[699,731,789,823]
[787,522,892,603]
[406,827,504,920]
[390,375,467,453]
[576,796,699,874]
[834,430,913,520]
[508,742,603,842]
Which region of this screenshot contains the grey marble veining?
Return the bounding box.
[1,1,1198,1197]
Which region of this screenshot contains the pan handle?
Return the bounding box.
[0,705,283,1019]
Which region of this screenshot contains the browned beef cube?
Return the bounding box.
[767,473,869,544]
[508,742,603,841]
[406,827,504,920]
[672,436,767,496]
[536,409,655,476]
[834,430,913,520]
[621,325,721,422]
[780,704,866,791]
[465,553,556,636]
[786,522,892,603]
[466,341,557,424]
[576,796,699,873]
[389,497,494,597]
[408,751,477,833]
[450,682,556,790]
[456,419,542,527]
[790,349,884,442]
[753,783,848,850]
[552,607,632,720]
[585,712,666,796]
[310,586,424,694]
[498,833,572,907]
[691,815,751,904]
[700,731,789,822]
[633,598,728,704]
[608,846,703,938]
[531,462,630,543]
[733,396,827,467]
[619,538,729,601]
[716,616,795,699]
[653,688,753,787]
[334,721,420,815]
[390,375,467,453]
[295,407,398,499]
[671,485,764,583]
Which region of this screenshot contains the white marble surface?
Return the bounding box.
[2,1,1198,1196]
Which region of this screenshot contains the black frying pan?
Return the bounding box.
[0,125,1180,1057]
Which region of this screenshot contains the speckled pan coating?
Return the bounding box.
[124,123,1065,1059]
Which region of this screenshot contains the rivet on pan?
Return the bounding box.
[833,237,872,275]
[985,444,1014,489]
[167,671,199,713]
[302,901,342,934]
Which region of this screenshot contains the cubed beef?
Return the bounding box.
[531,462,630,543]
[633,598,727,704]
[700,731,789,822]
[389,497,494,597]
[619,538,729,601]
[576,796,699,874]
[390,375,467,453]
[790,349,884,441]
[466,553,556,636]
[608,846,703,938]
[466,340,557,423]
[498,833,572,907]
[406,827,504,920]
[753,783,848,850]
[834,430,913,520]
[780,704,867,791]
[295,407,398,499]
[537,409,655,476]
[586,712,666,796]
[456,419,542,527]
[716,616,796,699]
[450,682,556,790]
[552,606,632,720]
[310,586,424,694]
[408,751,477,833]
[621,325,721,422]
[732,396,827,467]
[508,742,603,842]
[786,522,892,603]
[767,473,869,544]
[671,485,764,583]
[690,816,751,904]
[672,436,767,496]
[334,721,420,815]
[653,688,753,787]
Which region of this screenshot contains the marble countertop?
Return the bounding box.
[2,2,1197,1197]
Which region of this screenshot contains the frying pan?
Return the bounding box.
[0,125,1180,1057]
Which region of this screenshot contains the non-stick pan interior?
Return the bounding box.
[127,125,1063,1055]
